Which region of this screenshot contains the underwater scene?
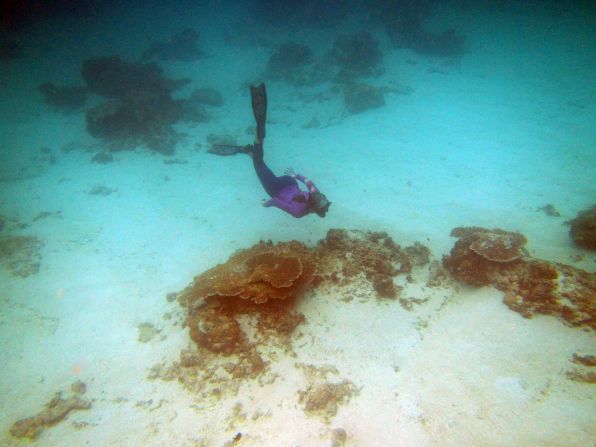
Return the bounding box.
[0,0,595,445]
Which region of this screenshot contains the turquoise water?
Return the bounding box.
[0,1,594,445]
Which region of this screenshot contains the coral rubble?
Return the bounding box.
[315,229,428,299]
[568,205,596,250]
[0,235,43,277]
[444,226,596,329]
[9,385,90,440]
[298,380,358,423]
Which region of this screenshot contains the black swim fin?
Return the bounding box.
[208,144,252,156]
[250,82,267,141]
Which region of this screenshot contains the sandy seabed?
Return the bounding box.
[0,2,595,446]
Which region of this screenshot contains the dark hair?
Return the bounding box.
[309,191,331,217]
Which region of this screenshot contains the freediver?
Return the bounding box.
[209,83,331,218]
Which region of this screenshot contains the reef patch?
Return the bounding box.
[444,226,596,329]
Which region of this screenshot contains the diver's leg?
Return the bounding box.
[252,142,297,197]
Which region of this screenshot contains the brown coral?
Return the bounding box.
[161,241,315,399]
[443,227,527,286]
[181,240,315,306]
[569,205,596,250]
[298,380,358,423]
[10,388,90,440]
[444,226,596,330]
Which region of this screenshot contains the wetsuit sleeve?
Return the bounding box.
[294,174,319,193]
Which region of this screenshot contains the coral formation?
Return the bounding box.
[181,240,316,306]
[444,226,596,329]
[38,82,88,111]
[82,56,204,154]
[151,241,315,398]
[9,385,90,440]
[142,28,205,61]
[158,232,432,404]
[315,229,429,298]
[265,42,319,85]
[82,56,182,99]
[444,227,527,285]
[343,82,385,114]
[298,380,358,423]
[571,353,596,366]
[374,1,465,57]
[0,235,43,277]
[568,205,596,250]
[330,32,383,81]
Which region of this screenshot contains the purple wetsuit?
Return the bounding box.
[252,141,319,218]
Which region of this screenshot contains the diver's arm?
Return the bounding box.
[284,168,318,193]
[295,174,318,193]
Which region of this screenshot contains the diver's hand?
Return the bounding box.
[284,167,297,178]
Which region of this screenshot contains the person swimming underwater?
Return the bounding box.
[209,82,331,218]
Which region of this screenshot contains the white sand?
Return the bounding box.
[0,2,594,446]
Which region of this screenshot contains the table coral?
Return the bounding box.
[181,240,316,306]
[444,226,596,329]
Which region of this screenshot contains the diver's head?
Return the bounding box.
[309,191,331,218]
